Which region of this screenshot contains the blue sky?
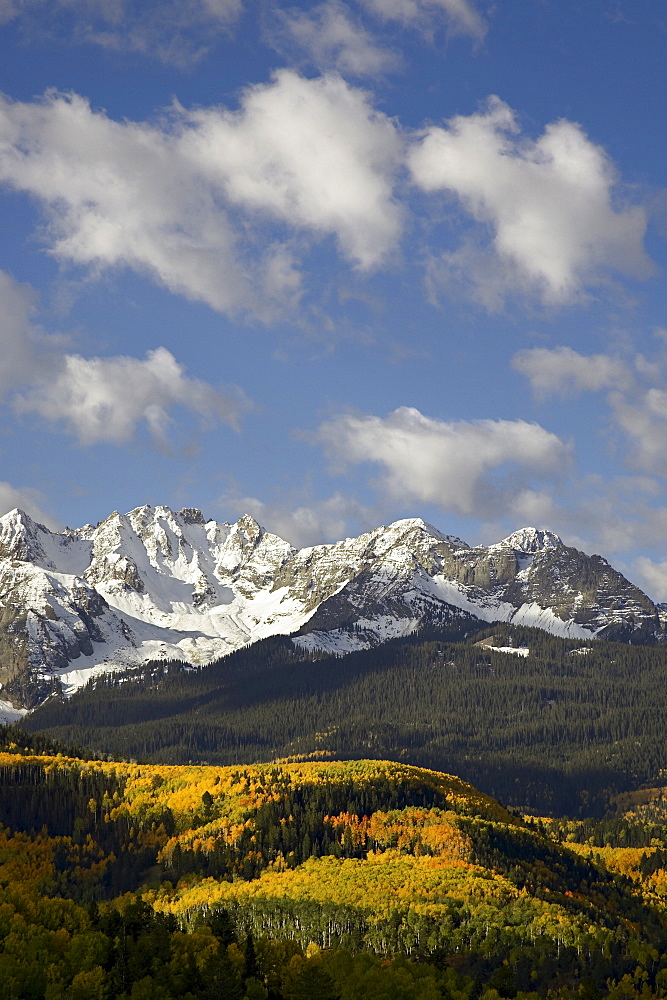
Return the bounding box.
[1,0,667,596]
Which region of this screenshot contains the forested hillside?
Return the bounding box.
[23,623,667,815]
[4,750,667,999]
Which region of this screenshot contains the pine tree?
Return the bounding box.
[243,931,258,980]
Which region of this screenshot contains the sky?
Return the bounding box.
[1,1,667,597]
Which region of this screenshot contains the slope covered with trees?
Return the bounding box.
[3,750,667,998]
[22,623,667,815]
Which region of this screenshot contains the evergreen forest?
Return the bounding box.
[22,623,667,816]
[7,624,667,998]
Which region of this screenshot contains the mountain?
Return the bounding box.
[0,504,663,714]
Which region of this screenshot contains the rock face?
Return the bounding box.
[0,506,663,710]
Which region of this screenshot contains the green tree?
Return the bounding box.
[243,932,258,981]
[282,956,340,1000]
[203,950,244,1000]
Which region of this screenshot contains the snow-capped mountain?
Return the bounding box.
[0,505,663,716]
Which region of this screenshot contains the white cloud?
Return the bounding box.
[270,2,400,77]
[509,488,564,529]
[0,92,255,315]
[598,502,667,559]
[0,268,248,447]
[15,346,248,447]
[1,0,242,67]
[421,241,512,314]
[359,0,486,41]
[488,474,667,585]
[0,482,57,528]
[226,491,375,547]
[0,1,17,26]
[606,390,667,477]
[0,76,400,317]
[0,271,43,396]
[631,556,667,603]
[185,70,402,269]
[512,344,667,478]
[313,405,570,518]
[409,96,651,307]
[512,346,631,398]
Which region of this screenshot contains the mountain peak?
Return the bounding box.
[0,507,51,563]
[179,507,206,525]
[0,506,39,532]
[0,504,662,712]
[496,527,562,554]
[234,513,263,541]
[384,517,468,547]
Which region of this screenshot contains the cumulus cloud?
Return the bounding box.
[632,556,667,603]
[269,2,400,77]
[15,347,249,447]
[512,346,632,398]
[515,478,667,598]
[0,481,57,528]
[512,342,667,482]
[229,448,667,588]
[512,344,667,478]
[4,0,485,67]
[0,270,43,395]
[0,0,242,67]
[0,76,401,317]
[360,0,486,41]
[532,478,659,555]
[606,390,667,477]
[0,269,248,446]
[0,92,255,315]
[226,491,376,548]
[312,406,570,518]
[0,1,17,26]
[409,96,651,307]
[185,70,402,269]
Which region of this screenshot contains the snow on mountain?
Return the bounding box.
[0,698,28,725]
[492,527,562,554]
[0,505,663,711]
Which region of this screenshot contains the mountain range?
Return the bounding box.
[0,504,664,717]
